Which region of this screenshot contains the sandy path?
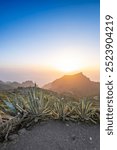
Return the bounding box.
[0,120,100,150]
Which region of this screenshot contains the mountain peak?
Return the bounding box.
[62,72,90,82]
[43,72,99,98]
[63,72,86,77]
[75,72,83,75]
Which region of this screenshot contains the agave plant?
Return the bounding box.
[1,90,53,140]
[75,99,99,123]
[0,87,54,141]
[52,98,73,121]
[0,87,100,141]
[66,101,80,121]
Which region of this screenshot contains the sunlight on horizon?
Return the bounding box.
[0,0,99,85]
[50,52,81,73]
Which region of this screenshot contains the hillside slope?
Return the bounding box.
[43,72,100,98]
[0,81,35,91]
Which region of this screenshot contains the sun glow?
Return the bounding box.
[55,63,79,73]
[52,53,81,73]
[46,49,93,74]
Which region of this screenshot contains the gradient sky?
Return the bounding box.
[0,0,100,86]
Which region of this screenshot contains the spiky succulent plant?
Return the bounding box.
[0,87,100,141]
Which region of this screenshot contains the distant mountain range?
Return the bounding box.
[43,72,100,98]
[0,72,100,98]
[0,80,35,91]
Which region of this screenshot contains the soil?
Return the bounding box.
[0,120,100,150]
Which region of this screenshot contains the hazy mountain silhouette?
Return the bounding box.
[0,80,35,91]
[43,72,100,98]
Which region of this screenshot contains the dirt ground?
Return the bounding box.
[0,120,100,150]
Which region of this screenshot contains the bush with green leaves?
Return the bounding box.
[74,99,100,123]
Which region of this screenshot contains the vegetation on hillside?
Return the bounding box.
[0,86,100,142]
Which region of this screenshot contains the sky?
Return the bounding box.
[0,0,100,86]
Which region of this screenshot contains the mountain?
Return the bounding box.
[0,80,35,91]
[22,81,35,87]
[43,72,100,98]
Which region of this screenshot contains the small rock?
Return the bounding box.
[89,137,93,144]
[65,123,69,127]
[34,118,39,123]
[18,128,26,135]
[8,134,18,141]
[89,137,92,141]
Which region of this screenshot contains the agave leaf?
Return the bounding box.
[3,100,15,111]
